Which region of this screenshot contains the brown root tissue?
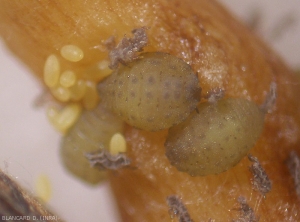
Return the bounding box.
[0,0,300,221]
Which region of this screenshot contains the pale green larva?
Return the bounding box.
[60,103,124,185]
[165,98,265,176]
[97,52,201,131]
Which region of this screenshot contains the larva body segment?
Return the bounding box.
[165,98,265,176]
[60,103,124,185]
[97,52,201,131]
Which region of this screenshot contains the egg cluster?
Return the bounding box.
[44,30,151,184]
[42,44,131,184]
[43,45,110,134]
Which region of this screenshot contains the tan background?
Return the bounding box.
[0,0,299,221]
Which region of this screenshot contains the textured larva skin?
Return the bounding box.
[2,0,300,221]
[165,98,265,176]
[98,52,201,131]
[60,103,124,185]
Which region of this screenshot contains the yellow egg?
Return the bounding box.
[60,45,84,62]
[109,133,127,155]
[59,70,77,88]
[50,86,71,102]
[47,104,82,134]
[70,79,87,101]
[43,54,60,88]
[35,174,52,203]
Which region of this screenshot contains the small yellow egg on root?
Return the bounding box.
[2,1,300,221]
[47,103,82,134]
[109,133,127,155]
[98,52,201,131]
[50,86,71,102]
[165,98,265,176]
[43,54,60,88]
[70,79,87,101]
[60,45,84,62]
[59,70,77,88]
[35,174,52,203]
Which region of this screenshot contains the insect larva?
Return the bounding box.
[85,149,131,170]
[166,195,193,222]
[98,52,201,131]
[60,45,84,62]
[248,154,272,196]
[165,98,265,176]
[60,103,124,185]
